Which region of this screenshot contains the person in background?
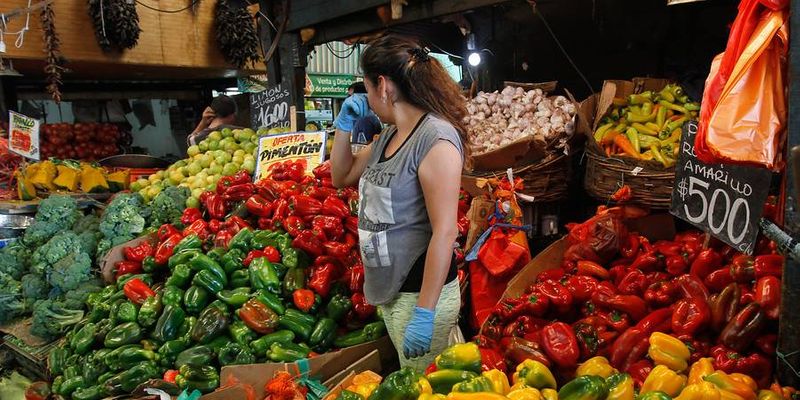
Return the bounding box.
[348,81,367,96]
[334,82,373,138]
[351,114,383,151]
[188,95,241,146]
[330,35,468,371]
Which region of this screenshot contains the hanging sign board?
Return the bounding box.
[254,131,327,181]
[8,111,40,160]
[250,83,292,130]
[306,74,358,98]
[670,120,771,254]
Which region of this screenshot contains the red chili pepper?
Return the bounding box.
[208,219,223,233]
[123,241,153,263]
[245,195,273,217]
[123,278,156,305]
[257,217,276,231]
[562,275,598,303]
[629,251,664,271]
[705,267,735,291]
[157,224,181,242]
[308,263,339,298]
[115,260,142,280]
[591,283,647,321]
[617,269,647,296]
[204,193,227,220]
[575,260,609,280]
[513,291,551,317]
[675,274,709,300]
[343,232,358,248]
[214,229,234,249]
[351,292,375,320]
[536,280,573,314]
[154,233,183,265]
[321,196,350,219]
[635,307,674,332]
[690,248,723,278]
[292,230,324,258]
[503,336,551,368]
[344,216,359,235]
[654,240,683,256]
[293,289,317,313]
[674,334,712,364]
[540,322,580,368]
[719,303,766,352]
[223,183,256,202]
[349,263,365,293]
[217,170,251,193]
[572,321,600,359]
[503,316,544,338]
[710,345,774,389]
[183,219,209,240]
[644,271,671,288]
[626,359,653,387]
[289,195,322,216]
[243,250,264,267]
[180,207,202,226]
[620,234,641,259]
[643,280,678,308]
[163,369,179,384]
[671,297,711,335]
[273,198,290,220]
[754,275,780,319]
[665,254,689,276]
[609,264,629,285]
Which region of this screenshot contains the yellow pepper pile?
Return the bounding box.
[592,83,699,167]
[15,159,129,200]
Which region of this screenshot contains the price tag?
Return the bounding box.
[670,121,772,254]
[8,111,40,160]
[254,131,327,181]
[250,82,292,131]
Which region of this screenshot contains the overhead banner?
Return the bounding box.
[8,111,40,160]
[305,74,358,98]
[254,131,327,181]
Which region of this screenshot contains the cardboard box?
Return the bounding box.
[464,196,496,253]
[202,336,394,400]
[322,350,382,400]
[99,234,157,284]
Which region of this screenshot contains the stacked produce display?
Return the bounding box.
[39,123,123,161]
[15,159,130,200]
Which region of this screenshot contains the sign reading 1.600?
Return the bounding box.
[670,121,772,254]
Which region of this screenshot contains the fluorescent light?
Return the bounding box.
[468,52,482,67]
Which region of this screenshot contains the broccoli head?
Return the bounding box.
[149,186,190,227]
[23,196,80,247]
[61,278,103,310]
[78,231,101,258]
[72,213,100,234]
[20,273,48,301]
[99,193,147,240]
[0,272,26,323]
[46,251,93,294]
[30,299,84,340]
[0,250,26,280]
[30,231,84,276]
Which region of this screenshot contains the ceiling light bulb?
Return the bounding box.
[468,52,482,67]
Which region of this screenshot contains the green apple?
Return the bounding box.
[187,145,200,157]
[186,196,200,209]
[209,131,223,141]
[222,163,238,176]
[207,140,220,151]
[222,128,234,138]
[242,159,256,174]
[198,141,209,152]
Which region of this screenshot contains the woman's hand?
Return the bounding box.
[403,306,435,358]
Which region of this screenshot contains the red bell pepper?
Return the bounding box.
[710,345,773,389]
[671,297,711,335]
[313,161,332,179]
[705,267,735,291]
[675,274,709,300]
[272,198,290,220]
[540,322,580,368]
[183,219,209,240]
[180,207,202,226]
[154,233,183,265]
[243,250,265,267]
[227,216,251,231]
[238,298,279,334]
[351,292,375,320]
[308,263,338,298]
[214,229,234,249]
[754,333,777,355]
[115,260,143,280]
[292,230,324,258]
[123,241,153,263]
[204,193,227,220]
[576,260,610,280]
[514,292,551,317]
[208,219,223,233]
[290,195,322,216]
[609,327,650,371]
[157,224,181,242]
[630,250,664,271]
[591,283,647,321]
[654,240,683,256]
[344,216,359,235]
[503,316,544,338]
[643,280,678,308]
[536,280,573,314]
[675,333,712,363]
[572,321,600,358]
[123,278,156,305]
[281,216,304,238]
[306,185,339,201]
[617,269,647,296]
[321,196,350,219]
[601,310,631,333]
[644,271,671,288]
[312,216,345,240]
[217,170,250,193]
[719,303,766,352]
[690,248,723,278]
[293,289,317,313]
[479,346,506,373]
[709,283,740,332]
[245,195,273,217]
[563,275,598,303]
[503,336,551,368]
[754,275,780,319]
[262,246,281,264]
[665,254,689,276]
[222,183,256,202]
[349,263,365,293]
[626,359,653,387]
[753,254,784,278]
[620,234,641,259]
[163,369,179,384]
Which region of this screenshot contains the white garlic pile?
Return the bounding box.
[464,86,576,155]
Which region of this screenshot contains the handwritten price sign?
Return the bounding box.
[670,121,772,254]
[250,83,291,130]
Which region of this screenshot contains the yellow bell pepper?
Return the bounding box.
[720,390,747,400]
[756,390,783,400]
[351,371,382,386]
[676,382,722,400]
[419,394,447,400]
[540,389,558,400]
[648,332,691,372]
[641,365,687,397]
[704,371,756,400]
[348,382,379,398]
[729,374,757,392]
[483,369,510,395]
[507,388,542,400]
[445,393,509,400]
[418,377,433,396]
[510,382,530,392]
[606,373,634,400]
[687,358,715,385]
[576,356,617,379]
[512,360,556,390]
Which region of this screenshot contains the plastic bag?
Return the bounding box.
[695,4,788,168]
[477,227,531,276]
[563,206,634,266]
[468,260,513,329]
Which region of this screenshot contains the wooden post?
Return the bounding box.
[778,0,800,387]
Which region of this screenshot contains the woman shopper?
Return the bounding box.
[330,35,468,371]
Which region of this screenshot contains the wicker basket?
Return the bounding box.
[464,153,570,202]
[584,145,675,208]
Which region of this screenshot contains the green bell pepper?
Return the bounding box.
[179,316,197,339]
[434,342,482,373]
[278,311,314,341]
[162,285,185,307]
[218,342,256,366]
[57,376,86,396]
[451,376,494,393]
[87,301,111,323]
[221,248,245,275]
[71,385,107,400]
[88,286,116,307]
[184,285,211,315]
[326,294,352,322]
[256,289,286,315]
[427,369,478,394]
[251,230,281,250]
[103,361,160,394]
[229,227,254,252]
[189,253,228,284]
[337,390,363,400]
[250,330,295,356]
[173,234,202,254]
[206,247,227,265]
[334,321,386,348]
[140,339,159,351]
[158,338,189,366]
[103,344,139,370]
[104,322,143,348]
[63,364,81,379]
[176,364,220,393]
[82,358,108,385]
[71,322,97,355]
[116,301,139,323]
[153,304,186,342]
[165,264,193,288]
[142,255,160,273]
[191,305,229,344]
[637,392,673,400]
[267,342,310,362]
[271,263,288,280]
[282,248,301,270]
[369,367,430,400]
[51,376,64,395]
[115,346,158,370]
[309,317,337,352]
[285,308,316,325]
[175,345,214,368]
[137,294,162,328]
[228,320,257,347]
[558,375,609,400]
[217,287,252,307]
[282,267,306,295]
[250,257,280,294]
[206,334,232,352]
[193,269,226,293]
[168,249,200,270]
[230,269,250,288]
[48,346,69,376]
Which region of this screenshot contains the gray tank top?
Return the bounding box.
[358,114,464,305]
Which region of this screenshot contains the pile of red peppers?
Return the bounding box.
[481,205,783,389]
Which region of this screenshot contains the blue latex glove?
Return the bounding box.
[334,94,370,132]
[402,306,435,359]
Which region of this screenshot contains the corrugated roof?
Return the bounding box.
[306,42,363,76]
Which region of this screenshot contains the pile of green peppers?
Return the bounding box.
[49,228,385,399]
